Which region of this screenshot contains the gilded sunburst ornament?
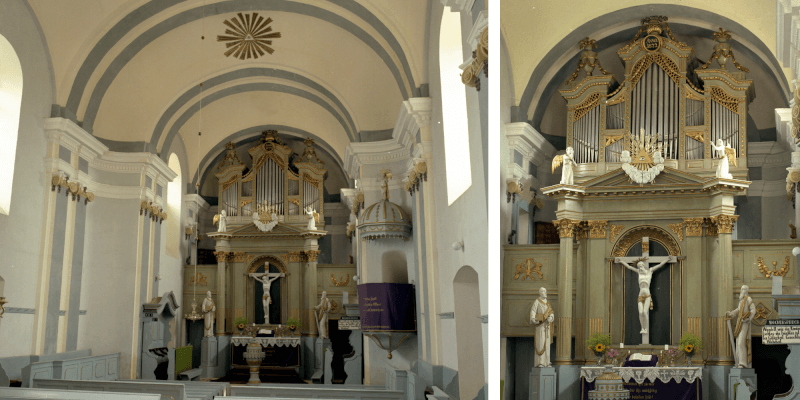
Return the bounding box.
[217,13,281,59]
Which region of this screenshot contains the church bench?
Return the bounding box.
[177,368,201,381]
[228,385,404,399]
[33,378,185,400]
[0,386,160,399]
[119,379,229,399]
[27,353,119,387]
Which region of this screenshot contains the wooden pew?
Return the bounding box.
[0,386,160,399]
[33,379,186,400]
[119,379,229,399]
[228,384,404,399]
[28,353,119,387]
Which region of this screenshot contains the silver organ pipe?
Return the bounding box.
[572,105,600,164]
[710,100,738,159]
[606,102,625,130]
[222,182,238,216]
[254,159,286,214]
[629,65,680,159]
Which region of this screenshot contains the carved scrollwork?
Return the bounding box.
[667,223,685,241]
[588,220,608,239]
[609,225,625,243]
[513,258,544,281]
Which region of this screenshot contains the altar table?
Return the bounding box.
[231,336,301,368]
[581,366,703,400]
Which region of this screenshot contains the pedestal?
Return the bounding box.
[529,367,556,400]
[311,337,331,383]
[200,336,218,378]
[324,347,334,385]
[727,368,756,400]
[641,332,649,345]
[244,341,265,385]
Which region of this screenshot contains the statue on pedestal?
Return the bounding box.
[201,291,216,337]
[529,287,555,367]
[305,206,318,231]
[711,139,736,179]
[551,147,575,185]
[315,291,332,339]
[213,210,227,232]
[615,255,677,334]
[726,285,756,368]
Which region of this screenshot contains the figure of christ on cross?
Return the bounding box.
[249,264,285,324]
[613,237,677,345]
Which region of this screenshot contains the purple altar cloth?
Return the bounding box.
[581,376,701,400]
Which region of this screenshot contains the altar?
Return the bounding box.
[231,336,301,369]
[581,366,703,400]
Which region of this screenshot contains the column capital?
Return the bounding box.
[213,251,229,263]
[403,97,432,129]
[709,214,739,234]
[287,251,306,262]
[553,219,581,238]
[587,220,608,239]
[305,250,320,262]
[683,218,704,237]
[232,252,247,262]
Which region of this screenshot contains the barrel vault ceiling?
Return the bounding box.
[29,0,430,180]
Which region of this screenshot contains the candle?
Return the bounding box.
[665,344,669,350]
[620,343,624,349]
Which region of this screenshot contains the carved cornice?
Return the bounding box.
[587,220,608,239]
[213,251,229,263]
[667,222,685,241]
[553,219,581,238]
[709,214,739,234]
[683,218,704,237]
[305,250,320,262]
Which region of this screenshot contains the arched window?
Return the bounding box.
[439,9,472,205]
[0,34,23,215]
[166,154,182,258]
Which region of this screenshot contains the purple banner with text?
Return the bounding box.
[357,283,416,332]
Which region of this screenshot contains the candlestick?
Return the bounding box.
[664,344,669,350]
[620,343,624,349]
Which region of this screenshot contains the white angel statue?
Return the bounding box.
[551,147,575,185]
[252,210,279,232]
[212,209,227,232]
[711,139,737,179]
[305,206,319,231]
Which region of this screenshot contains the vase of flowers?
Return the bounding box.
[678,332,703,367]
[234,317,248,335]
[585,332,612,366]
[606,348,620,367]
[665,347,680,367]
[286,317,301,336]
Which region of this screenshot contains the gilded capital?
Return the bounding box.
[667,222,685,241]
[587,220,608,239]
[213,251,229,263]
[305,250,321,262]
[287,251,306,262]
[710,214,738,234]
[683,218,704,237]
[233,252,247,262]
[575,224,588,240]
[552,219,581,238]
[704,218,718,237]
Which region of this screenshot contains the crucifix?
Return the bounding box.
[613,237,677,345]
[249,263,285,324]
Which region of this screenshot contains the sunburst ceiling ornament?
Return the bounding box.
[217,12,281,60]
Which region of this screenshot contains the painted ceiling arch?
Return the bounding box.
[501,2,790,125]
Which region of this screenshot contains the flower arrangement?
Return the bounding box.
[585,332,612,355]
[665,347,680,359]
[678,332,703,355]
[234,317,248,332]
[606,348,619,359]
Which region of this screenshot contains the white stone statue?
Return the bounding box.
[213,210,227,232]
[250,268,285,324]
[529,287,555,367]
[551,147,575,185]
[305,206,318,231]
[314,291,332,339]
[201,291,216,337]
[726,285,756,368]
[712,139,736,179]
[615,255,677,334]
[252,210,279,232]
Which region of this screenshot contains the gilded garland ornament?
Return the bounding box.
[331,273,350,287]
[757,256,790,278]
[698,28,750,72]
[565,37,611,85]
[217,13,281,59]
[513,258,544,281]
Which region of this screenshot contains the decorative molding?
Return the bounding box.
[189,272,207,286]
[609,225,625,242]
[44,118,108,162]
[757,256,791,278]
[287,251,306,262]
[305,250,320,262]
[217,13,281,59]
[438,312,455,319]
[709,214,739,234]
[3,308,86,316]
[213,251,229,263]
[440,0,477,13]
[611,225,680,257]
[553,219,581,238]
[505,122,558,171]
[513,258,544,281]
[667,223,685,241]
[233,252,247,263]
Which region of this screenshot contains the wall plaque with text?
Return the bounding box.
[763,324,800,344]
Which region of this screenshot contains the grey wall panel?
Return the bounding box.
[152,220,161,296]
[90,169,140,187]
[145,176,152,190]
[78,158,89,174]
[67,199,87,351]
[58,146,70,163]
[45,192,69,354]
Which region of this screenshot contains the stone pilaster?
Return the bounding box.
[709,214,738,365]
[213,251,228,335]
[231,252,246,327]
[553,218,579,364]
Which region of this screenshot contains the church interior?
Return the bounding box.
[0,1,488,399]
[501,1,800,400]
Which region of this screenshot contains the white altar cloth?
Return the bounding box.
[580,366,703,384]
[231,336,301,347]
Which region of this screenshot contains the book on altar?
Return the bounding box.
[629,353,652,361]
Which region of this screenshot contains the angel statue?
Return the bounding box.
[711,139,737,179]
[551,147,575,185]
[305,206,319,231]
[252,209,279,232]
[213,209,227,232]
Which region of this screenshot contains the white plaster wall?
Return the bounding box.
[78,197,140,379]
[427,4,489,384]
[762,195,795,239]
[0,0,54,357]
